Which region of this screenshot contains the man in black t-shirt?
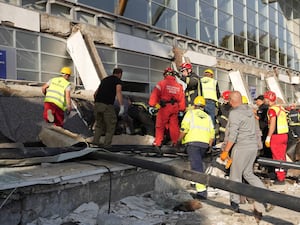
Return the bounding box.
[92,68,124,147]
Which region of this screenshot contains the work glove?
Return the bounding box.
[220,151,229,161]
[118,105,125,116]
[148,107,158,115]
[265,136,271,148]
[225,157,232,169]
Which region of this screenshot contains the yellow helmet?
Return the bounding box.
[194,96,206,106]
[60,67,72,75]
[204,69,214,75]
[242,96,248,104]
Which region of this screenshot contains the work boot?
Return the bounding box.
[47,109,54,123]
[154,146,163,156]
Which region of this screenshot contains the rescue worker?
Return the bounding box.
[264,90,289,184]
[92,68,124,148]
[200,69,221,126]
[220,91,270,213]
[216,90,231,143]
[180,63,202,110]
[42,66,72,127]
[288,104,300,137]
[127,97,155,136]
[148,67,185,154]
[178,96,215,199]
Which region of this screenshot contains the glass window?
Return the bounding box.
[41,54,72,73]
[77,0,114,13]
[51,4,72,19]
[258,1,267,16]
[118,51,148,68]
[17,70,39,81]
[122,80,149,94]
[22,0,46,12]
[178,0,196,17]
[200,22,216,44]
[247,25,257,41]
[123,0,148,24]
[259,45,268,61]
[218,0,231,13]
[259,30,268,47]
[248,40,257,57]
[150,69,164,83]
[269,21,277,37]
[270,49,277,64]
[279,52,285,66]
[199,2,215,25]
[150,57,169,70]
[119,66,149,83]
[152,0,176,9]
[218,11,232,32]
[219,29,233,50]
[151,3,176,32]
[269,35,277,49]
[269,6,276,22]
[234,18,245,36]
[41,37,68,56]
[287,55,294,68]
[178,14,197,38]
[0,28,13,47]
[17,50,38,70]
[16,31,38,50]
[247,9,256,27]
[216,69,230,92]
[246,1,255,11]
[97,47,115,63]
[234,35,245,54]
[258,15,268,32]
[233,1,244,20]
[76,11,95,24]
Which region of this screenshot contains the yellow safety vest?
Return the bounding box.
[268,105,289,134]
[181,109,215,144]
[44,76,70,111]
[201,77,218,101]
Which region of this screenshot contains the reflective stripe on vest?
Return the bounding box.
[201,77,217,101]
[268,105,289,134]
[182,109,213,144]
[44,77,70,111]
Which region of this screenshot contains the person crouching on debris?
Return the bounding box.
[42,66,72,127]
[220,91,272,214]
[92,68,124,148]
[178,96,214,199]
[148,67,185,155]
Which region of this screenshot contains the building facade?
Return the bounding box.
[0,0,299,102]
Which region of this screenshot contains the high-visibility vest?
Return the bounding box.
[201,77,218,101]
[268,105,289,134]
[181,109,215,144]
[44,76,70,111]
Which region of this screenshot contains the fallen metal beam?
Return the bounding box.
[88,151,300,212]
[257,157,300,170]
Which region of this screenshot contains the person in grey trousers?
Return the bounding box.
[220,91,272,215]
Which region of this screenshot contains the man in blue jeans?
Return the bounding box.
[178,96,215,199]
[200,69,220,126]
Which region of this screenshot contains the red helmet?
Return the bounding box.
[222,90,231,101]
[180,63,192,71]
[264,91,276,102]
[163,67,174,76]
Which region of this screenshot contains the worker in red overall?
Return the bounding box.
[148,67,185,154]
[264,90,289,184]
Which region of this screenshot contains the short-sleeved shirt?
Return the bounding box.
[94,75,122,105]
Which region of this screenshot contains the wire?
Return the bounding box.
[0,187,17,209]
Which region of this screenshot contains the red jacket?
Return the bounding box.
[149,75,185,111]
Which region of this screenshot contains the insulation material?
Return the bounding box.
[67,30,100,92]
[228,70,252,104]
[265,76,286,103]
